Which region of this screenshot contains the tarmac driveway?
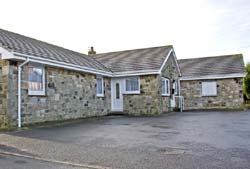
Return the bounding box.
[1,111,250,169]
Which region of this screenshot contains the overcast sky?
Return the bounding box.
[0,0,249,63]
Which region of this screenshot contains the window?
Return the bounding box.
[28,65,45,95]
[173,81,178,95]
[162,77,170,96]
[124,77,140,94]
[116,83,120,99]
[96,77,104,97]
[202,81,217,96]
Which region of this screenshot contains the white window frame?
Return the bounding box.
[28,64,46,96]
[96,76,104,97]
[162,77,170,96]
[173,81,178,95]
[202,81,217,96]
[124,76,140,94]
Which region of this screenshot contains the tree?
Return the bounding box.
[244,63,250,99]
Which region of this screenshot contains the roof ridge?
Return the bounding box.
[178,54,243,61]
[94,45,173,56]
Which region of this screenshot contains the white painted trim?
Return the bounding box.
[112,70,160,77]
[158,49,172,74]
[27,64,46,96]
[8,52,161,77]
[13,52,113,76]
[172,50,182,76]
[180,73,246,81]
[0,46,14,59]
[123,76,141,94]
[123,91,141,94]
[161,77,170,96]
[158,48,182,76]
[96,76,104,97]
[178,79,181,97]
[18,54,112,76]
[1,47,170,77]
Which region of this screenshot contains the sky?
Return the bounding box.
[0,0,249,64]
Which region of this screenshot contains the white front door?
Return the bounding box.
[111,78,124,112]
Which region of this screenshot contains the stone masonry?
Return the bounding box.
[5,62,111,128]
[181,78,244,110]
[161,53,180,112]
[123,75,162,116]
[0,56,17,129]
[0,56,9,129]
[123,53,180,115]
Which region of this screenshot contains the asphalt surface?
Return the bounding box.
[1,111,250,169]
[0,153,84,169]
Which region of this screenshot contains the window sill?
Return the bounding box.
[28,90,45,96]
[124,91,140,95]
[96,94,104,97]
[202,95,217,97]
[162,94,170,97]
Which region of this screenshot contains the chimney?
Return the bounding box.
[88,46,96,55]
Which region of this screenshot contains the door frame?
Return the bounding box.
[111,78,124,112]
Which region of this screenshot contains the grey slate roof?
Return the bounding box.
[0,28,109,72]
[93,46,172,73]
[178,54,245,79]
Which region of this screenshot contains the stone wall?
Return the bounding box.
[123,53,180,115]
[161,52,180,112]
[123,75,162,116]
[180,78,244,110]
[7,63,111,126]
[0,57,17,129]
[0,56,9,129]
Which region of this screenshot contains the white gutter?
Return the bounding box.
[11,52,162,77]
[180,73,246,81]
[13,52,113,77]
[18,58,30,128]
[112,70,160,77]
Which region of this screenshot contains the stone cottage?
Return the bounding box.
[178,55,245,110]
[0,28,181,129]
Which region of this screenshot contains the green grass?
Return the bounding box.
[245,103,250,109]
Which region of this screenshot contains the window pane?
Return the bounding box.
[28,67,43,91]
[96,78,103,95]
[162,80,166,94]
[126,77,139,92]
[202,82,217,96]
[166,80,169,94]
[116,83,120,99]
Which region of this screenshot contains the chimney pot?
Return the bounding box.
[88,46,96,55]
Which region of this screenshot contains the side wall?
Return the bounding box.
[161,52,180,112]
[181,78,244,110]
[0,56,9,129]
[0,57,17,129]
[7,63,111,126]
[123,52,180,115]
[123,75,162,116]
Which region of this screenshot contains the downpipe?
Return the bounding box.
[18,58,29,128]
